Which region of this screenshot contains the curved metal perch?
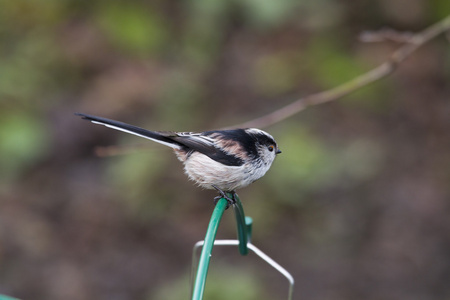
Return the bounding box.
[190,194,294,300]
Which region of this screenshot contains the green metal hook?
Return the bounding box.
[231,193,251,255]
[191,194,252,300]
[191,193,295,300]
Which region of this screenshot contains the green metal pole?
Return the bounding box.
[191,197,228,300]
[232,194,249,255]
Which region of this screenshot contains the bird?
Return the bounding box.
[75,113,281,206]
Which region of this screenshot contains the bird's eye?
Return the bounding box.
[268,145,274,152]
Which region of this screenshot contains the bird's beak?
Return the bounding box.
[276,149,282,154]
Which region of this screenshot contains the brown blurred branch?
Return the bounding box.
[234,15,450,129]
[359,28,415,43]
[94,144,153,157]
[94,16,450,158]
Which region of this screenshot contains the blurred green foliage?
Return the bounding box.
[268,125,385,204]
[307,37,366,88]
[95,3,169,57]
[236,0,301,29]
[431,0,450,18]
[0,34,61,103]
[253,51,304,96]
[305,36,393,112]
[151,264,267,300]
[0,112,49,182]
[155,71,207,129]
[0,1,66,102]
[107,147,173,219]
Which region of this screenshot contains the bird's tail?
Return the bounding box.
[75,113,182,149]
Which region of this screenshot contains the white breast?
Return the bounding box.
[181,152,271,192]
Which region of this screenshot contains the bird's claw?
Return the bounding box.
[212,185,236,209]
[214,194,235,209]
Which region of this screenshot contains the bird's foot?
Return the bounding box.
[212,185,236,209]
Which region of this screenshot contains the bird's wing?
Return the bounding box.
[172,133,214,151]
[172,134,244,166]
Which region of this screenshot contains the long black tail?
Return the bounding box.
[75,113,182,149]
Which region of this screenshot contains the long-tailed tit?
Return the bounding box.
[76,113,281,205]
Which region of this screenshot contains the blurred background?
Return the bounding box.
[1,0,449,299]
